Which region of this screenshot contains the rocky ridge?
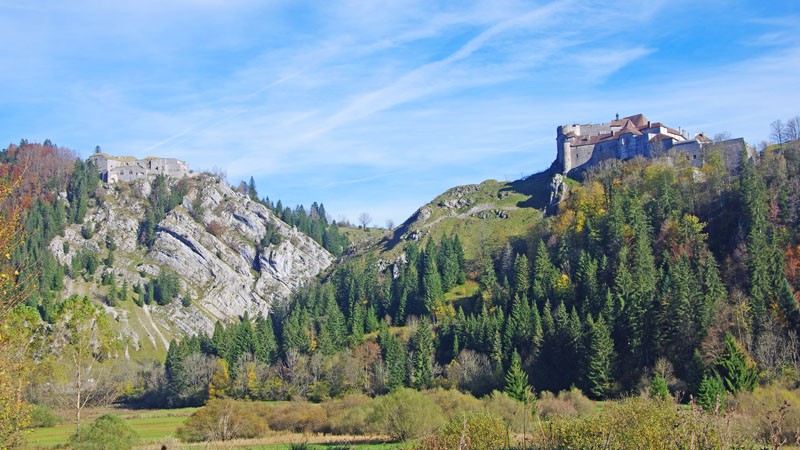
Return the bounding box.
[49,174,334,353]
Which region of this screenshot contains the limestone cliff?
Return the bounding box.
[49,174,333,355]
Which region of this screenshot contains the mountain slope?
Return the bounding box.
[49,173,333,355]
[366,168,558,261]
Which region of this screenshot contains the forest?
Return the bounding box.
[1,120,800,448]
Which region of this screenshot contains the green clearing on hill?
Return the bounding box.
[371,169,554,261]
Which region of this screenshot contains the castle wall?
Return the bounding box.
[89,154,188,183]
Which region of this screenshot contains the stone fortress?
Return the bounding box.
[88,152,189,183]
[556,113,750,175]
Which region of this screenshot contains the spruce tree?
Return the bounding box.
[422,239,443,314]
[504,350,532,402]
[584,315,615,399]
[412,319,434,389]
[511,253,531,298]
[713,333,757,394]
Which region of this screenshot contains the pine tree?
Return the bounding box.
[713,333,757,395]
[649,374,669,401]
[379,323,407,390]
[584,315,615,399]
[422,240,443,314]
[248,176,257,200]
[511,253,531,298]
[412,319,434,389]
[254,315,277,364]
[504,350,532,402]
[697,375,727,412]
[576,250,600,315]
[740,155,769,333]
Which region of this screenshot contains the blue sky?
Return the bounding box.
[2,0,799,226]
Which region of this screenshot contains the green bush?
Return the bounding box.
[369,388,445,441]
[177,398,268,442]
[324,393,375,435]
[537,388,595,419]
[416,413,508,450]
[543,396,730,450]
[481,390,532,433]
[28,404,61,428]
[69,414,139,450]
[428,388,483,421]
[732,385,800,446]
[263,400,328,433]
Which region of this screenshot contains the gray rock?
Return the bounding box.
[53,173,334,345]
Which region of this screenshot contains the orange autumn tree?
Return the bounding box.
[0,172,35,446]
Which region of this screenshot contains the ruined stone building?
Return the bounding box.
[556,114,750,175]
[88,153,189,183]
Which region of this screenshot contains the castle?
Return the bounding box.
[88,153,189,183]
[556,114,749,175]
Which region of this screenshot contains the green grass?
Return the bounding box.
[368,171,552,262]
[444,280,479,302]
[26,407,196,448]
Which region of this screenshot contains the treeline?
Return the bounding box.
[133,233,467,407]
[145,142,800,408]
[0,142,101,321]
[237,176,349,256]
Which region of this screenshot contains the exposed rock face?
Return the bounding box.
[548,173,568,212]
[50,174,334,345]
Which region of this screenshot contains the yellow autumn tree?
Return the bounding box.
[0,174,33,447]
[208,359,232,399]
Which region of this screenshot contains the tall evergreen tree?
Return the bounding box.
[504,350,532,402]
[583,315,615,399]
[411,319,434,389]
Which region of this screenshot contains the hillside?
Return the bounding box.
[49,172,333,357]
[364,168,558,262]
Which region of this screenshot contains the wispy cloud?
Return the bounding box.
[2,0,799,224]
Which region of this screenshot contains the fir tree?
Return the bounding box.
[584,315,615,399]
[412,319,434,389]
[504,350,532,402]
[713,333,757,395]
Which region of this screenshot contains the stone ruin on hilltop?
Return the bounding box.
[88,152,189,183]
[555,113,752,176]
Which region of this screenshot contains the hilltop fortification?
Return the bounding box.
[556,114,749,175]
[88,152,189,183]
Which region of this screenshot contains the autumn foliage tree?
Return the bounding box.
[0,173,34,446]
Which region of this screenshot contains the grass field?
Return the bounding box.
[24,406,405,449]
[26,407,196,448]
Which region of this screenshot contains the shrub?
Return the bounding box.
[542,396,730,450]
[732,385,800,446]
[324,393,375,435]
[537,388,595,419]
[177,398,268,442]
[481,390,532,433]
[369,388,445,441]
[428,388,483,421]
[28,404,61,428]
[263,401,328,433]
[416,413,508,450]
[207,220,226,237]
[69,414,139,450]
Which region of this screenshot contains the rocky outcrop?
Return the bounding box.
[50,174,334,345]
[547,173,568,212]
